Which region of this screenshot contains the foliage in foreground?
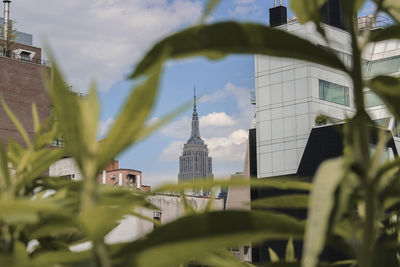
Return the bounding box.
[2,0,400,266]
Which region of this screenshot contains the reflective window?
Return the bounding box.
[393,120,400,138]
[365,56,400,77]
[319,80,350,106]
[374,118,390,128]
[365,90,384,107]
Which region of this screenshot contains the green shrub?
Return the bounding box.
[1,0,400,266]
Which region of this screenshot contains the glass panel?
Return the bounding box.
[365,90,384,107]
[367,56,400,77]
[393,120,400,138]
[370,144,391,162]
[319,80,350,106]
[374,118,390,128]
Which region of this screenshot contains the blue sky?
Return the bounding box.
[10,0,376,187]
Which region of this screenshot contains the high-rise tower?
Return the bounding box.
[178,87,213,196]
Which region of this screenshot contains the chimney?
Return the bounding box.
[269,0,287,27]
[3,0,10,41]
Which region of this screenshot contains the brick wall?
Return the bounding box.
[0,56,51,146]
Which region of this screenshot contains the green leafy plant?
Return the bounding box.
[2,0,400,266]
[315,114,328,126]
[0,20,17,56]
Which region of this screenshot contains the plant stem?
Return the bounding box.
[347,7,376,267]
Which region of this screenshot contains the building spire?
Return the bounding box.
[188,85,203,144]
[194,85,197,112]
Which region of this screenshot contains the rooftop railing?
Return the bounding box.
[0,50,50,66]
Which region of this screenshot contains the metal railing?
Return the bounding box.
[0,50,50,66]
[358,15,390,31]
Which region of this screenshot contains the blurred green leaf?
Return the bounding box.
[373,0,400,22]
[112,210,304,267]
[97,62,162,172]
[286,237,296,262]
[269,247,280,262]
[367,75,400,121]
[32,103,40,134]
[31,250,92,267]
[197,249,255,267]
[302,158,346,267]
[45,56,96,174]
[251,194,309,209]
[201,0,221,23]
[132,22,347,79]
[153,177,311,193]
[1,98,31,147]
[369,25,400,42]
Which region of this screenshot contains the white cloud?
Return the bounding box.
[200,82,254,125]
[159,140,185,162]
[141,171,178,188]
[200,112,237,127]
[10,0,203,92]
[205,129,248,162]
[160,111,239,139]
[234,0,255,5]
[99,117,115,137]
[160,129,248,163]
[160,116,191,139]
[229,0,260,17]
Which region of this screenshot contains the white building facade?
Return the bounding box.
[255,19,400,178]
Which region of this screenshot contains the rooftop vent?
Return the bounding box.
[269,0,287,27]
[3,0,11,41]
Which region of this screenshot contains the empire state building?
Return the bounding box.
[178,89,213,196]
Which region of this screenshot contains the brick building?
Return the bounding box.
[0,2,51,147]
[98,160,150,192]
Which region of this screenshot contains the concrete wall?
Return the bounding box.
[49,157,83,180]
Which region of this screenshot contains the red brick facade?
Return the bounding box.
[97,160,150,191]
[0,46,51,146]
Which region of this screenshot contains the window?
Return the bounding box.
[365,56,400,77]
[374,118,390,129]
[393,120,400,138]
[319,80,350,106]
[20,51,31,61]
[365,90,384,108]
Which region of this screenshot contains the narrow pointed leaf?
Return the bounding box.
[367,75,400,121]
[251,194,309,209]
[97,63,162,171]
[286,237,296,262]
[31,103,40,133]
[1,98,30,147]
[373,0,400,22]
[301,158,346,267]
[269,248,280,262]
[112,210,304,267]
[131,22,346,79]
[201,0,221,23]
[369,25,400,42]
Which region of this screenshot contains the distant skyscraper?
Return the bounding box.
[178,88,213,196]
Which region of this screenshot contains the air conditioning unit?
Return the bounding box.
[13,49,35,62]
